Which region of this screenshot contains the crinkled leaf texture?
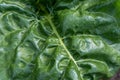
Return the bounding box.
[0,0,120,80]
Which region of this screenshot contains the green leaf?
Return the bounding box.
[0,0,120,80]
[70,35,120,64]
[77,59,111,77]
[56,10,120,43]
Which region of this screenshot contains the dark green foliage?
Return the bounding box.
[0,0,120,80]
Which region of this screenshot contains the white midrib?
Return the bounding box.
[46,16,83,80]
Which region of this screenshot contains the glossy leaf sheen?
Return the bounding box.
[0,0,120,80]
